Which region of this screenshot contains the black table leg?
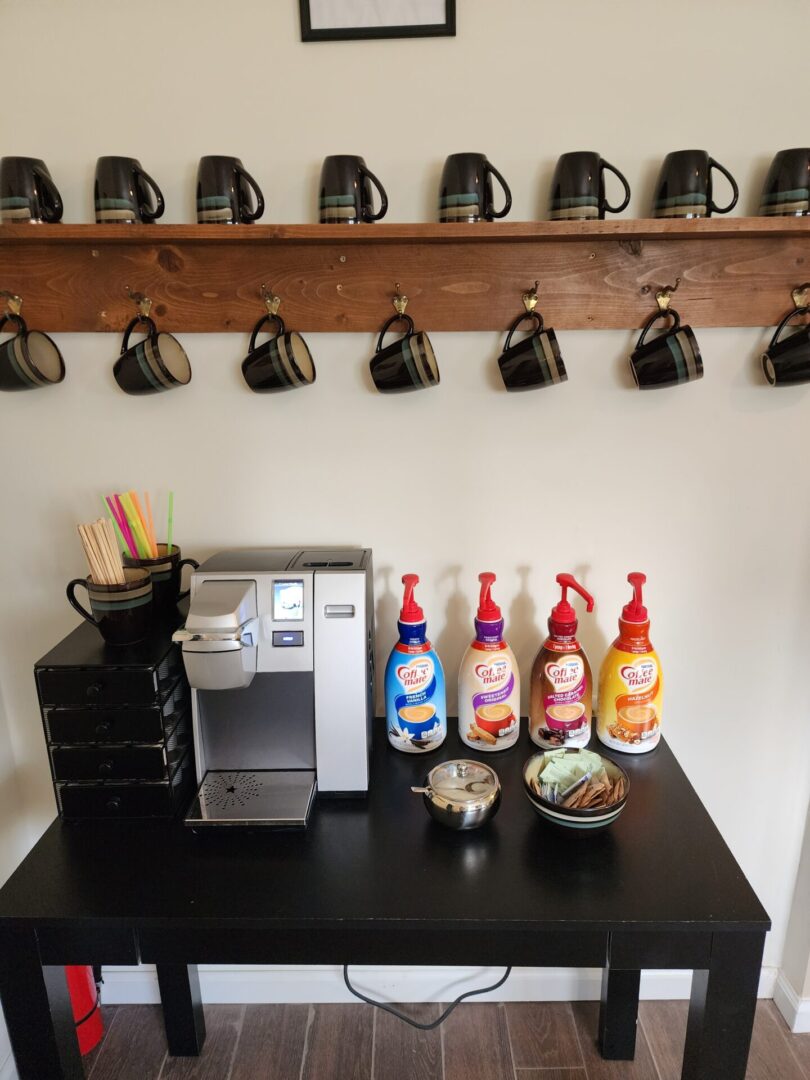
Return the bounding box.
[682,931,765,1080]
[599,963,640,1059]
[156,963,206,1056]
[0,926,83,1079]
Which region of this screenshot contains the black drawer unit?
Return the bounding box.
[35,616,195,822]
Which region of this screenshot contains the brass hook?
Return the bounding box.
[125,286,152,319]
[260,283,281,316]
[393,282,408,316]
[0,290,22,316]
[655,277,682,313]
[791,282,810,310]
[522,281,540,314]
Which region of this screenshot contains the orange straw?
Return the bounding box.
[130,491,156,557]
[144,492,158,556]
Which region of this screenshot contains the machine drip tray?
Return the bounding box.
[185,769,316,828]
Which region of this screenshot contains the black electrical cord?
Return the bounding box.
[342,965,512,1031]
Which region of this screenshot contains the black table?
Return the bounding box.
[0,726,769,1080]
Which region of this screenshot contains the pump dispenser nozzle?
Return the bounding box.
[477,572,502,622]
[622,572,648,623]
[549,573,594,635]
[399,573,425,623]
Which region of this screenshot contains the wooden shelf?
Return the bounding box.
[1,218,808,333]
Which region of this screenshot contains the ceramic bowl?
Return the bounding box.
[522,748,629,835]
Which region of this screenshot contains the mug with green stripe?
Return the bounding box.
[498,311,567,392]
[759,149,810,217]
[630,309,703,390]
[241,314,316,392]
[94,157,164,224]
[66,568,153,645]
[0,313,65,391]
[113,316,192,395]
[652,150,738,219]
[370,314,439,394]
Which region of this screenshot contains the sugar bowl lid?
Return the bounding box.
[420,759,500,811]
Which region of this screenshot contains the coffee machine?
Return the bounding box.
[173,548,374,828]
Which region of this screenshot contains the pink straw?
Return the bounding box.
[109,494,139,559]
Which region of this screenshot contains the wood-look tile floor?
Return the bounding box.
[83,1000,810,1080]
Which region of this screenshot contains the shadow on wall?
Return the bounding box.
[0,678,30,887]
[434,565,471,715]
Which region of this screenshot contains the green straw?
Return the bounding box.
[102,496,126,552]
[166,491,174,556]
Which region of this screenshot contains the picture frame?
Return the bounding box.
[299,0,456,42]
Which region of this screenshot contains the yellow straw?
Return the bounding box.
[144,492,158,557]
[119,492,151,558]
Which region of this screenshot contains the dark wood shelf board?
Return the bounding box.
[1,218,808,332]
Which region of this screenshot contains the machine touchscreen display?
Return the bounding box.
[273,579,304,621]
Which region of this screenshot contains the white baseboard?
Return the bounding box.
[101,964,778,1006]
[773,970,810,1033]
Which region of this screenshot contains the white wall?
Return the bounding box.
[1,0,809,990]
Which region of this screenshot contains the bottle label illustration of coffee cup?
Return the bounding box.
[534,655,590,748]
[599,656,661,750]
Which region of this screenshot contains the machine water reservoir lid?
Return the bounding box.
[289,549,369,570]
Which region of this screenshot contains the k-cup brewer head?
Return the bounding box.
[173,579,259,690]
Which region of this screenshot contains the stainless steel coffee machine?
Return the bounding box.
[173,549,374,828]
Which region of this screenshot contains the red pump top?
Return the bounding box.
[549,573,594,636]
[477,572,502,621]
[399,573,424,623]
[621,572,648,623]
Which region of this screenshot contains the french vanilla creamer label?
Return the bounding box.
[385,638,446,754]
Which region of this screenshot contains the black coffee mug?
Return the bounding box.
[759,149,810,217]
[242,314,316,392]
[548,151,630,221]
[319,155,388,223]
[438,152,511,222]
[652,150,738,218]
[499,311,567,391]
[196,155,265,224]
[123,544,199,612]
[95,156,165,223]
[629,309,703,390]
[762,307,810,386]
[0,157,62,223]
[67,568,153,646]
[370,314,439,393]
[113,316,191,395]
[0,314,65,391]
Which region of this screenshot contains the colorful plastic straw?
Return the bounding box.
[166,491,174,557]
[105,495,138,558]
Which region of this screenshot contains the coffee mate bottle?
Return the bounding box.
[597,572,663,754]
[529,573,595,750]
[458,572,520,751]
[385,574,447,753]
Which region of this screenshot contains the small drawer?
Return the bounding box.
[43,681,189,745]
[56,751,195,820]
[37,667,160,707]
[52,744,169,782]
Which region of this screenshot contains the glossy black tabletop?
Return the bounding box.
[0,725,769,934]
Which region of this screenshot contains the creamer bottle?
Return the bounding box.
[458,572,520,751]
[385,574,447,753]
[597,572,663,754]
[529,574,595,749]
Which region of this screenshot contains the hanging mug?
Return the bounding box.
[498,310,567,391]
[762,306,810,386]
[242,313,316,392]
[629,308,703,390]
[113,315,192,395]
[0,312,65,391]
[369,314,439,393]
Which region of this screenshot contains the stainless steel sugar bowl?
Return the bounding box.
[411,759,501,830]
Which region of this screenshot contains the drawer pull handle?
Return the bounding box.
[105,797,121,812]
[98,760,114,776]
[86,682,104,700]
[95,722,111,737]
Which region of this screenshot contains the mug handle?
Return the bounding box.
[176,558,200,602]
[769,305,810,349]
[249,313,286,352]
[135,166,165,222]
[376,313,415,353]
[67,579,99,627]
[0,313,27,336]
[708,158,739,215]
[636,308,681,349]
[601,159,631,215]
[485,161,512,219]
[32,164,63,223]
[359,165,388,222]
[121,315,157,354]
[503,311,544,351]
[236,164,265,223]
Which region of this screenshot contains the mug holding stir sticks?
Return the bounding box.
[67,517,153,645]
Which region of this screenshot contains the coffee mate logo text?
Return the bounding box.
[397,657,434,694]
[545,656,584,694]
[619,658,657,693]
[474,657,510,689]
